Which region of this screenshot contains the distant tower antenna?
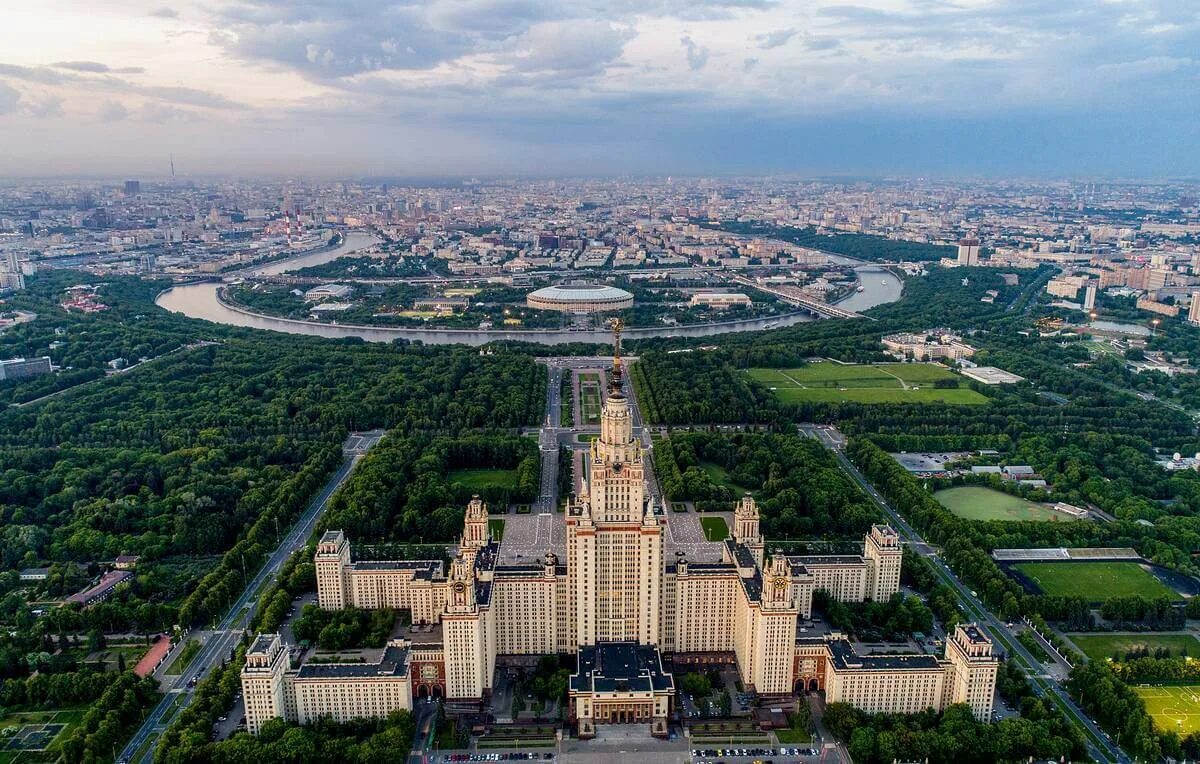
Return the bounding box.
[170,153,175,181]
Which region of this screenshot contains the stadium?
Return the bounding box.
[526,284,634,313]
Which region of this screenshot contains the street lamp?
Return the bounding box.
[1152,318,1161,336]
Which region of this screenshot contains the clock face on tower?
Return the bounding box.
[773,578,788,594]
[452,582,466,594]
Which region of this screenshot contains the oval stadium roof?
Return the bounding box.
[528,284,633,302]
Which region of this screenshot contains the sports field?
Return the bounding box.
[934,486,1064,522]
[747,362,988,405]
[1012,561,1180,601]
[700,516,729,542]
[1069,633,1200,662]
[0,708,85,763]
[1136,685,1200,735]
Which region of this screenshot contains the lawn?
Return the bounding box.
[578,373,603,425]
[700,516,730,542]
[163,638,202,676]
[447,467,519,490]
[1137,685,1200,735]
[933,486,1065,522]
[1069,633,1200,662]
[748,362,988,405]
[700,462,755,495]
[1012,561,1180,601]
[488,518,505,541]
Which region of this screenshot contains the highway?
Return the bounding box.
[118,430,385,763]
[798,424,1130,764]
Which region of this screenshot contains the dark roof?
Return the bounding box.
[249,634,277,655]
[296,644,410,679]
[570,642,674,695]
[788,554,866,567]
[726,539,757,568]
[349,560,442,580]
[827,638,941,671]
[739,569,763,603]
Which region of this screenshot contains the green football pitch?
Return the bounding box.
[1012,561,1179,601]
[747,362,988,405]
[934,486,1064,522]
[1137,685,1200,735]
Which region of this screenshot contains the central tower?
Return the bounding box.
[567,326,663,646]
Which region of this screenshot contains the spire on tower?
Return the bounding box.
[608,317,624,392]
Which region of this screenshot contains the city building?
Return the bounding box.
[1188,291,1200,326]
[244,350,995,738]
[0,356,52,381]
[957,237,981,266]
[689,292,752,309]
[1083,282,1097,313]
[881,331,976,361]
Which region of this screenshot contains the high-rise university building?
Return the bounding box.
[124,179,140,195]
[244,349,995,738]
[957,237,981,266]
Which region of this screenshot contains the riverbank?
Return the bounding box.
[207,284,818,345]
[155,228,905,345]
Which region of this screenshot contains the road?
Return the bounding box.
[118,429,386,763]
[797,424,1130,764]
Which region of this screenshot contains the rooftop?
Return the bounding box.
[296,643,410,680]
[827,638,942,671]
[570,642,674,695]
[528,284,633,302]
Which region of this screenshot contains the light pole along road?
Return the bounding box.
[118,430,386,764]
[798,424,1131,764]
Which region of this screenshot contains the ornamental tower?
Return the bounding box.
[734,494,765,567]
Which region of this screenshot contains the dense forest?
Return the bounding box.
[652,431,881,539]
[319,433,540,541]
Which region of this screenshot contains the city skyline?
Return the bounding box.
[0,1,1198,177]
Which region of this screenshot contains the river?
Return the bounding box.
[155,233,904,346]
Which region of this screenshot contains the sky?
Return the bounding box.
[0,0,1197,179]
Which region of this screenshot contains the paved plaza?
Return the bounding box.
[497,508,729,566]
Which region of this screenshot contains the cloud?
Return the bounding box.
[141,85,243,109]
[505,20,632,76]
[754,27,796,49]
[149,6,179,18]
[743,57,758,72]
[680,35,709,71]
[803,38,840,52]
[0,63,65,84]
[22,93,63,118]
[52,60,145,74]
[0,82,19,114]
[97,100,130,121]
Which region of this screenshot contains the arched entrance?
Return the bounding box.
[809,678,819,693]
[417,685,430,699]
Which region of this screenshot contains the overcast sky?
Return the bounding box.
[0,0,1197,179]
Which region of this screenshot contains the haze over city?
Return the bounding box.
[1,0,1198,177]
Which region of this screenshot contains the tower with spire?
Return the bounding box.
[567,319,662,646]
